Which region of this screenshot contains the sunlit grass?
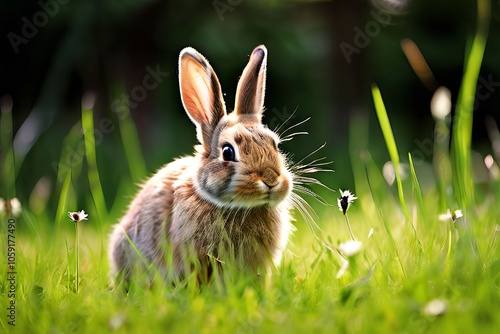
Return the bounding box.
[3,199,499,333]
[371,85,410,221]
[112,85,147,184]
[2,89,500,333]
[451,0,490,211]
[81,93,108,231]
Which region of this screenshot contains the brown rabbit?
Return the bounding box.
[108,45,296,286]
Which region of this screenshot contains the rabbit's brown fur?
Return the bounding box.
[109,45,294,285]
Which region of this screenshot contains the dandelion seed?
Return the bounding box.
[68,210,88,223]
[338,189,357,214]
[338,240,362,257]
[423,298,448,316]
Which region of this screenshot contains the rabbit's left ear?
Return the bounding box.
[234,45,267,120]
[179,47,227,149]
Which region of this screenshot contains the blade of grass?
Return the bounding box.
[408,153,428,228]
[362,158,407,278]
[54,122,84,230]
[371,85,410,221]
[372,85,423,255]
[433,118,452,212]
[451,0,490,210]
[81,93,108,231]
[54,122,84,185]
[348,112,378,220]
[116,102,147,183]
[55,170,72,230]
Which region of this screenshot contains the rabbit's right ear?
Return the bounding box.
[179,47,227,150]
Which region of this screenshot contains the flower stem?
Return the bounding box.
[344,214,356,241]
[446,222,452,265]
[75,222,79,293]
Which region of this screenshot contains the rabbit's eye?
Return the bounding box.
[222,144,236,162]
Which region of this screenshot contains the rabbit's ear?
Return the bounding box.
[179,47,226,148]
[234,45,267,120]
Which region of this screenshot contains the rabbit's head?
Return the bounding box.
[179,45,292,209]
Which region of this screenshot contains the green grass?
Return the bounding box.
[1,192,499,333]
[451,0,490,211]
[2,98,500,333]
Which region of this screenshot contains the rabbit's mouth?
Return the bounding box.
[222,176,292,208]
[194,168,292,209]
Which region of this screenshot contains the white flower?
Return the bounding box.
[439,209,463,222]
[338,240,362,257]
[0,198,5,216]
[423,298,448,316]
[337,189,357,214]
[68,210,88,223]
[452,210,463,220]
[10,198,22,217]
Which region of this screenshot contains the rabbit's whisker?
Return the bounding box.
[292,143,327,167]
[280,131,309,142]
[277,116,311,139]
[273,106,299,134]
[288,192,321,236]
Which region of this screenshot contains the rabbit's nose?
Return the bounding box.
[262,168,279,188]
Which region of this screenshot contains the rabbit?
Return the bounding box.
[108,45,296,286]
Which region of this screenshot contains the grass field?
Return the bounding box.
[1,8,500,333]
[2,85,499,333]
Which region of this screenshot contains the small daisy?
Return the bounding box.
[452,210,463,221]
[338,189,357,240]
[68,210,88,223]
[438,209,463,222]
[338,189,357,215]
